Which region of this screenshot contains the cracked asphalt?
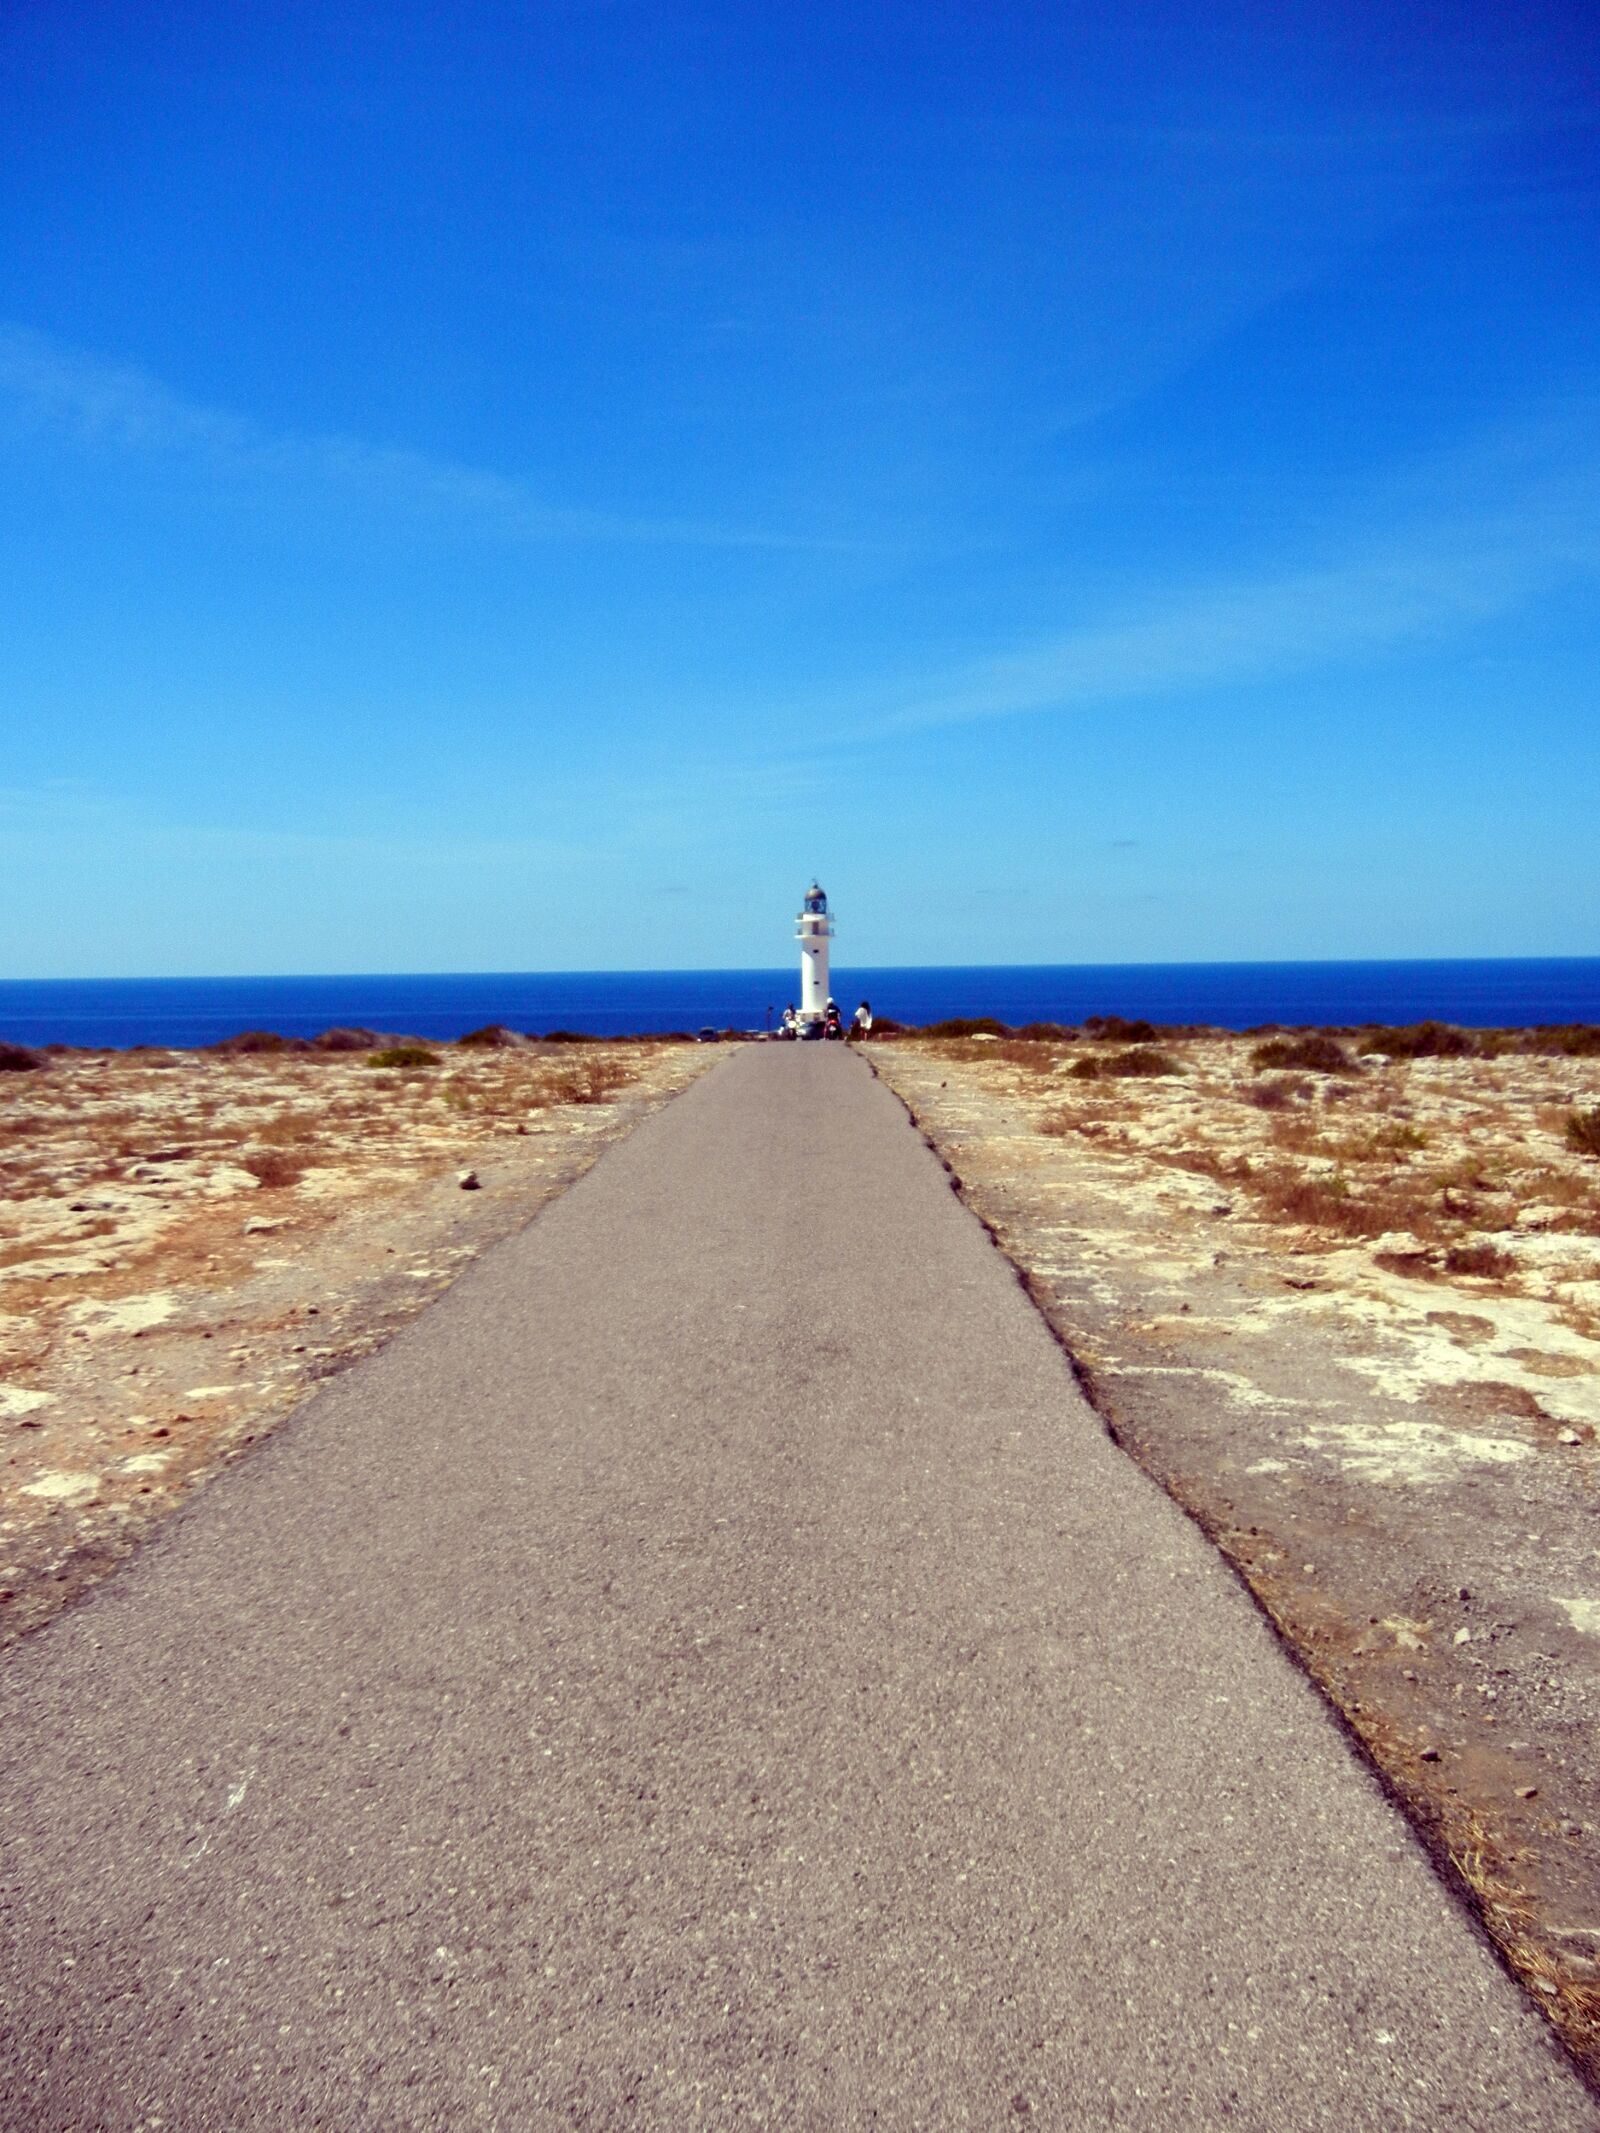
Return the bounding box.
[1,1043,1594,2129]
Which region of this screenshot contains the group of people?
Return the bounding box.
[776,998,873,1042]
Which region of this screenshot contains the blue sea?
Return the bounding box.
[2,960,1599,1049]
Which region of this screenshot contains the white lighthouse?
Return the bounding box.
[796,881,834,1026]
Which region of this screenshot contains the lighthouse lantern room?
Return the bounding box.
[796,881,834,1025]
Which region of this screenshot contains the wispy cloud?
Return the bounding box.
[0,324,844,552]
[851,407,1600,737]
[0,745,827,865]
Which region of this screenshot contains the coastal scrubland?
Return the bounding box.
[870,1022,1600,2080]
[0,1032,711,1646]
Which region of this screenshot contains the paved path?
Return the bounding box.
[1,1047,1593,2130]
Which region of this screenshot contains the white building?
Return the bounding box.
[796,881,833,1024]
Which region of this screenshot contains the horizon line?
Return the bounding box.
[5,952,1600,988]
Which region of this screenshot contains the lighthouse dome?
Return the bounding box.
[803,882,828,914]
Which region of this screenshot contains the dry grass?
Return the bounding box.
[987,1039,1072,1074]
[1446,1810,1600,2078]
[252,1109,321,1147]
[951,1028,1600,1263]
[0,1043,668,1302]
[1248,1167,1438,1238]
[549,1056,632,1104]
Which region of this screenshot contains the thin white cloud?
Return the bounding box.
[0,746,827,868]
[853,409,1600,737]
[0,324,845,552]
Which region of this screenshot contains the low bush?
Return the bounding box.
[1084,1015,1158,1043]
[1524,1025,1600,1057]
[1357,1022,1475,1060]
[0,1042,42,1073]
[241,1149,308,1188]
[921,1017,1011,1038]
[1443,1240,1516,1278]
[1247,1076,1304,1110]
[541,1029,596,1044]
[365,1045,440,1069]
[1250,1033,1356,1074]
[1071,1047,1181,1080]
[1349,1121,1428,1157]
[457,1024,522,1048]
[1106,1047,1181,1077]
[1016,1021,1076,1040]
[211,1029,300,1055]
[312,1027,379,1052]
[1566,1107,1600,1159]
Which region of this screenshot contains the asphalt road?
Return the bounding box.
[1,1045,1593,2130]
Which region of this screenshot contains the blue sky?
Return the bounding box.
[2,0,1597,975]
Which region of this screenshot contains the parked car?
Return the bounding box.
[695,1026,721,1043]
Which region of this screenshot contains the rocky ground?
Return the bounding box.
[0,1033,713,1649]
[870,1027,1600,2085]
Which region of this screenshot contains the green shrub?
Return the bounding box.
[1357,1022,1475,1060]
[1522,1025,1600,1057]
[1085,1015,1159,1043]
[242,1149,307,1187]
[1566,1107,1600,1158]
[211,1029,294,1055]
[1443,1241,1515,1277]
[1250,1033,1356,1075]
[365,1045,439,1069]
[1248,1076,1303,1110]
[1104,1046,1181,1077]
[1072,1047,1181,1080]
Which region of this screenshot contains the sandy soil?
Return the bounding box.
[870,1030,1600,2082]
[0,1035,713,1648]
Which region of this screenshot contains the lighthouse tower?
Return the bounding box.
[796,881,834,1026]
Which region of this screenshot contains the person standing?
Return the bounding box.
[852,1000,873,1041]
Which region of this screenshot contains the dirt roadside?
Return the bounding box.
[0,1036,715,1649]
[870,1031,1600,2086]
